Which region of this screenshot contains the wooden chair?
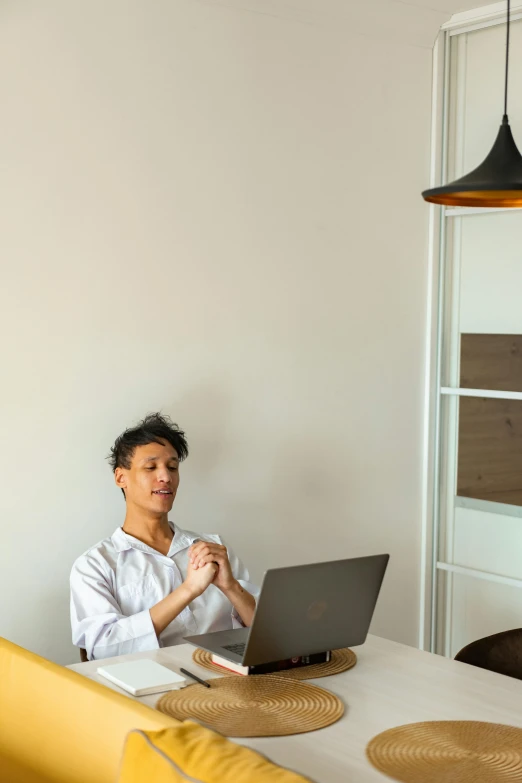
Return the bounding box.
[455,629,522,680]
[79,648,88,663]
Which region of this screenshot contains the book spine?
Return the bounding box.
[248,651,331,675]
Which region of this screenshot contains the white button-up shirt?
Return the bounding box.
[70,523,258,661]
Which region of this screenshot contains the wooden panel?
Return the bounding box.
[457,397,522,506]
[460,334,522,391]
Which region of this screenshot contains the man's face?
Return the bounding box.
[115,440,180,514]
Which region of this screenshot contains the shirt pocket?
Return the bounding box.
[117,574,161,615]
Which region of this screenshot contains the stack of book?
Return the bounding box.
[211,650,331,676]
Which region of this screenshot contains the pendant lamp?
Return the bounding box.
[422,0,522,207]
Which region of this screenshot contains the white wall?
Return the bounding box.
[0,0,437,664]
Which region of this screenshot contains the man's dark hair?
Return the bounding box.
[108,413,189,475]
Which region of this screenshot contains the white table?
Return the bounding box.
[68,635,522,783]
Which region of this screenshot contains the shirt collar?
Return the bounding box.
[167,523,200,557]
[111,522,199,557]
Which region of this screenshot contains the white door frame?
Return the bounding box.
[420,0,522,654]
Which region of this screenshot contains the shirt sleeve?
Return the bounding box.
[220,538,260,628]
[70,554,159,661]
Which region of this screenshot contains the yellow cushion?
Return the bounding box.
[0,637,178,783]
[118,723,312,783]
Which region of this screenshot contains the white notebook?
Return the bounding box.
[97,660,186,696]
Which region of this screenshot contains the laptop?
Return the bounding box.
[184,553,389,666]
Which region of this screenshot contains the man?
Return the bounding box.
[70,413,257,661]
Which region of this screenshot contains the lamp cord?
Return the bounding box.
[504,0,511,121]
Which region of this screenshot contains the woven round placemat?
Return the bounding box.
[192,647,356,680]
[366,721,522,783]
[156,675,344,737]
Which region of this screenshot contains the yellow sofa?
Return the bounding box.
[0,638,311,783]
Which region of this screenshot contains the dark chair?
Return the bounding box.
[455,628,522,680]
[79,648,88,663]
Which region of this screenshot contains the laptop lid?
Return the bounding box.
[241,554,389,666]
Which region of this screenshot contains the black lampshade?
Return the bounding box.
[422,116,522,207]
[422,0,522,208]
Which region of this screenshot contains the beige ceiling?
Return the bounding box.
[402,0,493,11]
[205,0,501,47]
